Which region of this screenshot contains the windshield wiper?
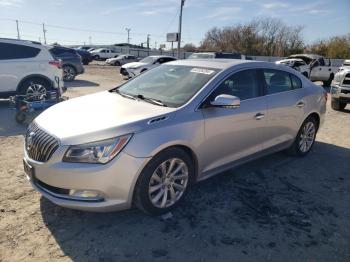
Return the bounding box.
[113,89,136,100]
[136,94,168,107]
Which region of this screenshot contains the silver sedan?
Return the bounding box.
[23,59,327,214]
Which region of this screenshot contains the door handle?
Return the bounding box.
[254,113,265,120]
[297,101,305,108]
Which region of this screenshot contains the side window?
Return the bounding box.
[101,49,106,53]
[210,69,260,101]
[0,43,40,60]
[263,69,293,95]
[290,74,302,89]
[319,58,325,66]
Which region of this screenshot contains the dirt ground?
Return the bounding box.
[0,63,349,262]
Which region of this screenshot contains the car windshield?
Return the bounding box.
[115,65,219,107]
[116,55,125,59]
[139,56,157,64]
[188,53,215,59]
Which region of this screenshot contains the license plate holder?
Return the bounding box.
[23,159,34,180]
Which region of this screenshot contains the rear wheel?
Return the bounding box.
[323,74,334,87]
[113,61,121,66]
[63,65,76,81]
[134,148,194,215]
[331,99,347,111]
[287,116,317,157]
[302,72,308,78]
[93,55,100,60]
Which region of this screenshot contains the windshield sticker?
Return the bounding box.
[191,68,215,75]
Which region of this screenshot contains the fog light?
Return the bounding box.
[69,189,102,199]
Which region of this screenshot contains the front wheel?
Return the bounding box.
[133,148,194,215]
[18,78,50,100]
[287,117,317,157]
[331,99,346,111]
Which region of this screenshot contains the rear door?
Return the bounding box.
[262,69,306,150]
[0,42,41,93]
[200,69,267,175]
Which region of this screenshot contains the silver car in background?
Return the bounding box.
[23,59,326,215]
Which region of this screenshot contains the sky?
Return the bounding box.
[0,0,349,49]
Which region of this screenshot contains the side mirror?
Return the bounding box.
[210,94,240,109]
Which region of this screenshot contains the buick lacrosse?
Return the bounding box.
[23,59,326,214]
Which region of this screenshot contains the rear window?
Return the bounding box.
[0,42,40,60]
[50,47,77,58]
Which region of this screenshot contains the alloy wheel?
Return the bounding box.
[26,83,47,100]
[63,66,75,81]
[148,158,189,208]
[299,121,316,153]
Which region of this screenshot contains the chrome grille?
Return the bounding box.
[25,123,59,162]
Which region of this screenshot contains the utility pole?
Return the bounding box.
[154,41,157,49]
[177,0,185,58]
[89,36,92,45]
[42,23,47,44]
[147,34,150,49]
[16,20,20,39]
[125,28,131,44]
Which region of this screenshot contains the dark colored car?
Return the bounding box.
[49,46,84,81]
[75,49,93,65]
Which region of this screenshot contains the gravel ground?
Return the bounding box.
[0,64,349,262]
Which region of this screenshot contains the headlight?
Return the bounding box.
[63,135,132,164]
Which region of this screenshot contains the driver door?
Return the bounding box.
[199,69,267,176]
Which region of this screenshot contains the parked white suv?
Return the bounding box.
[0,38,64,98]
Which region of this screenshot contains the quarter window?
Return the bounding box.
[263,69,293,95]
[290,74,302,89]
[0,43,40,60]
[210,69,260,101]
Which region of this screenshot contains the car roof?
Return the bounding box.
[148,55,176,59]
[0,38,42,46]
[167,59,258,70]
[289,54,321,60]
[278,58,304,62]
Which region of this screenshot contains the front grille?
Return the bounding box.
[341,89,350,94]
[25,123,59,162]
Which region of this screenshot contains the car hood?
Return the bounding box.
[122,62,147,69]
[34,91,176,145]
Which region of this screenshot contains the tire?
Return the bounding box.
[287,116,318,157]
[302,72,308,78]
[18,77,51,100]
[63,65,76,82]
[133,147,195,215]
[15,111,26,124]
[323,74,334,87]
[93,55,100,60]
[113,61,121,66]
[331,99,347,111]
[82,59,89,65]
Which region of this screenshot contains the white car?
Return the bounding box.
[120,55,177,78]
[105,54,138,66]
[90,48,120,60]
[275,58,309,77]
[0,38,64,98]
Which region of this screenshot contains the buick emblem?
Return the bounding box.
[26,132,35,150]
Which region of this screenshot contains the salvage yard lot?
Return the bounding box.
[0,64,349,262]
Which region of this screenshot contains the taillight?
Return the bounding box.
[49,60,62,69]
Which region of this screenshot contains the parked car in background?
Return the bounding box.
[105,54,139,66]
[77,46,93,51]
[120,55,177,78]
[75,49,93,65]
[275,58,309,77]
[49,46,84,81]
[288,54,338,86]
[331,67,350,110]
[24,59,326,214]
[90,48,120,60]
[338,59,350,71]
[0,38,64,98]
[187,52,246,60]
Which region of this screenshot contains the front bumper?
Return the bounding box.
[24,146,150,212]
[331,85,350,102]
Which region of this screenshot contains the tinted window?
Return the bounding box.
[215,53,241,59]
[0,43,40,60]
[263,69,293,94]
[291,74,302,89]
[210,69,260,101]
[50,48,77,58]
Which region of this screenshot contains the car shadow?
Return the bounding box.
[40,141,350,261]
[0,99,28,136]
[65,80,100,88]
